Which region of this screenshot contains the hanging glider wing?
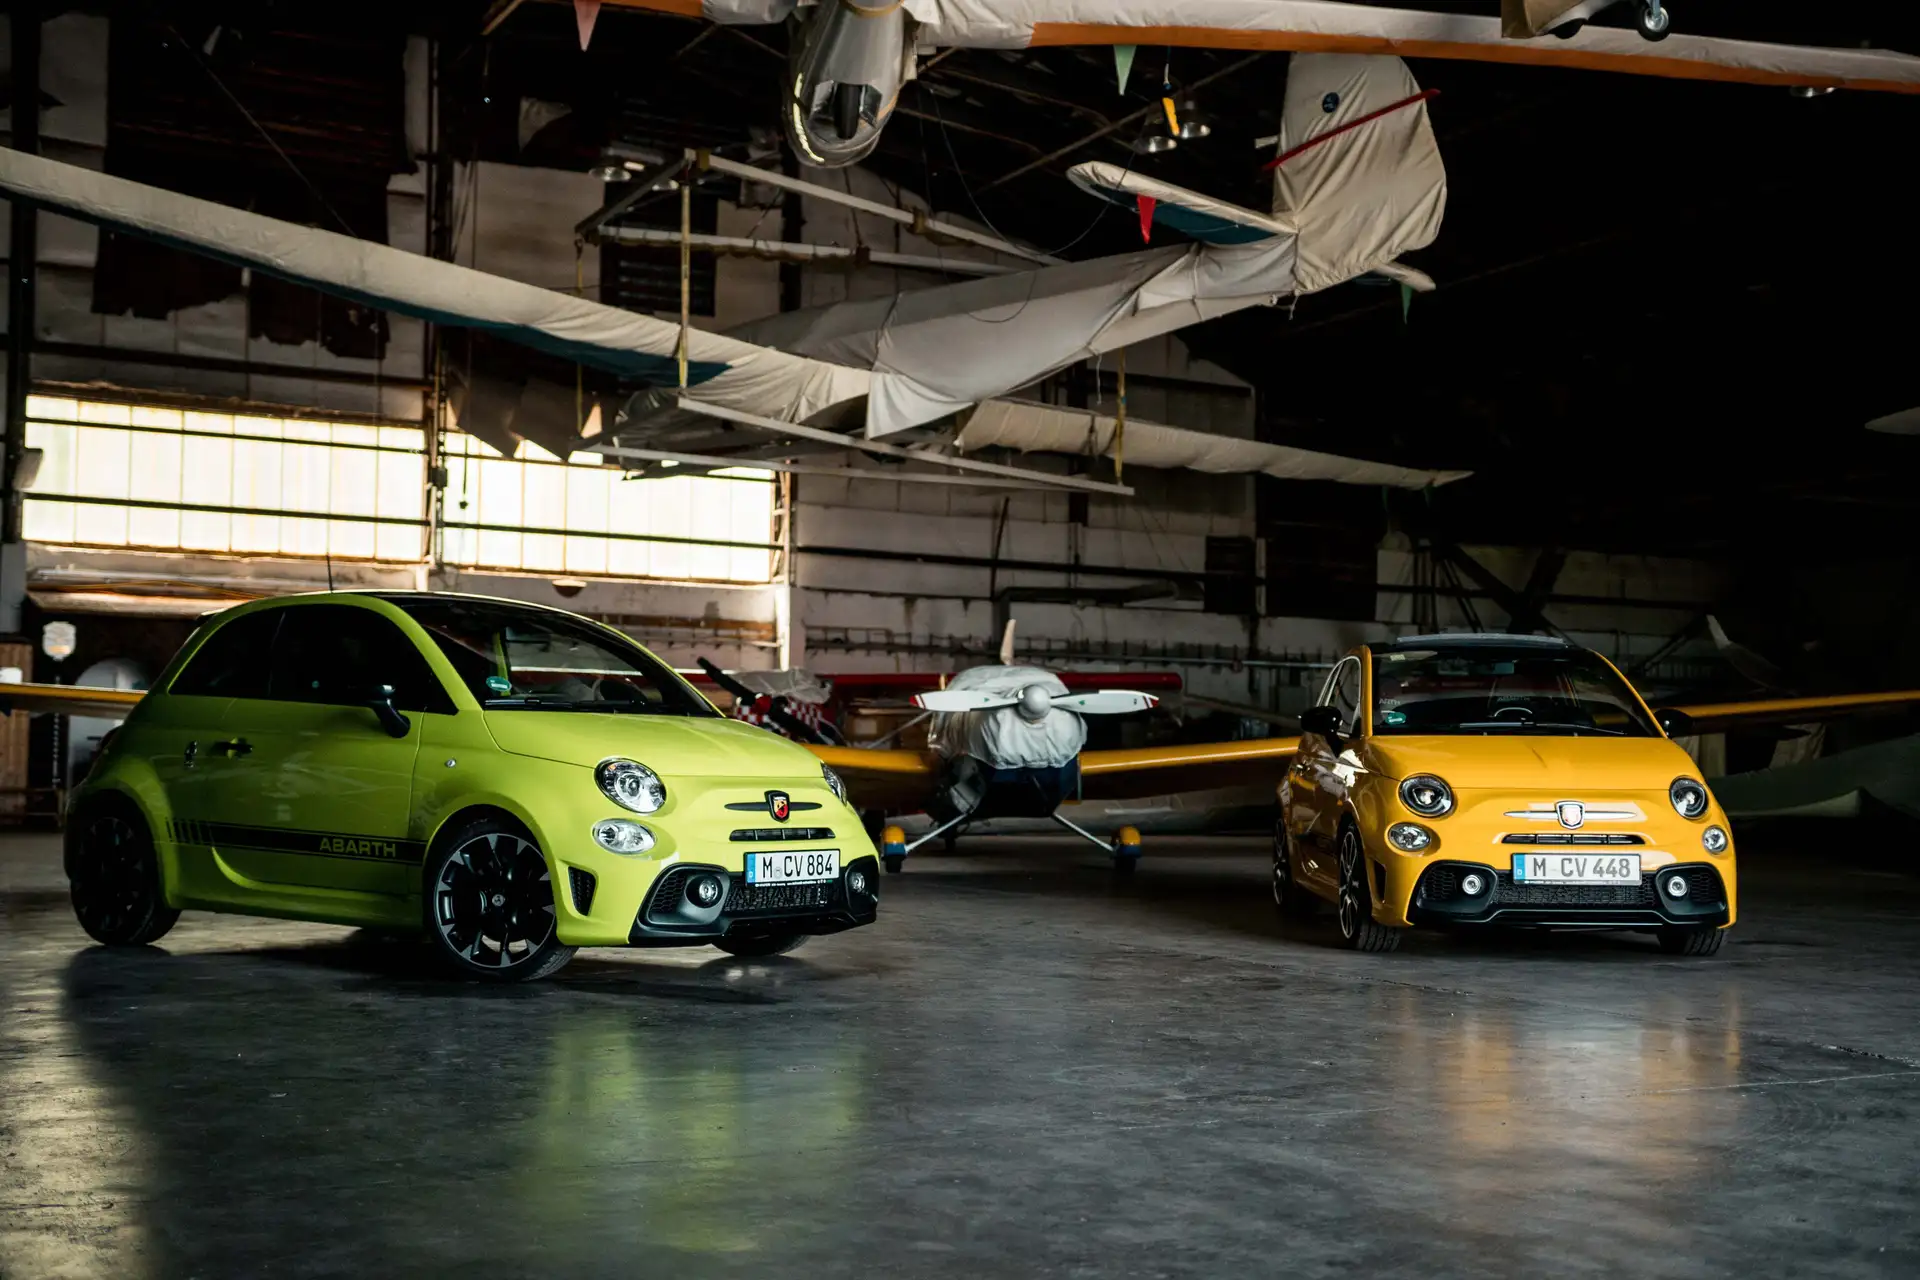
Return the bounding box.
[0,148,874,429]
[604,0,1920,95]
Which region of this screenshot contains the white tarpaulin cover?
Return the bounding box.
[959,399,1471,488]
[928,666,1087,770]
[0,148,874,427]
[723,53,1442,437]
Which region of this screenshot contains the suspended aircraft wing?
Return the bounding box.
[0,149,873,429]
[1668,691,1920,735]
[607,0,1920,95]
[1079,738,1303,800]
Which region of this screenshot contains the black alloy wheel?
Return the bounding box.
[425,820,574,982]
[1336,826,1402,953]
[1272,817,1315,919]
[67,801,179,946]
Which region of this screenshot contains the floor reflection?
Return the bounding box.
[42,944,872,1275]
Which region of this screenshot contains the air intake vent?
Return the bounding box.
[568,866,596,915]
[730,827,835,843]
[1501,833,1646,846]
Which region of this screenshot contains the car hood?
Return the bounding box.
[483,710,821,777]
[1363,735,1698,790]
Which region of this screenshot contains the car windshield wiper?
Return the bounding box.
[1454,721,1626,736]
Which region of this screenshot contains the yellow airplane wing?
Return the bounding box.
[0,682,147,718]
[807,744,942,814]
[1668,691,1920,734]
[1080,738,1300,801]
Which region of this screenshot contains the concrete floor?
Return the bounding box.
[2,827,1917,1280]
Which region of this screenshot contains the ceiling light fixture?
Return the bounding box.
[1174,100,1212,140]
[1791,84,1837,98]
[589,162,632,183]
[1134,122,1178,154]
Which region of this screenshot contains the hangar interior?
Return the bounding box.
[1,1,1918,1276]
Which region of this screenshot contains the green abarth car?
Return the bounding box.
[64,592,880,981]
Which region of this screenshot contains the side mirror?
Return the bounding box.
[1656,708,1695,739]
[1301,705,1344,748]
[361,684,411,738]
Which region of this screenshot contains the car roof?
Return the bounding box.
[1371,632,1578,655]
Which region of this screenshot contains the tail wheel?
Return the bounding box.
[1656,926,1724,957]
[1336,826,1402,953]
[1271,818,1315,919]
[1635,1,1672,41]
[424,819,574,982]
[67,801,179,946]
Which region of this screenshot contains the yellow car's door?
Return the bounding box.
[1292,656,1363,896]
[199,603,440,900]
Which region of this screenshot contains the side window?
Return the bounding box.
[169,610,283,700]
[1332,660,1362,736]
[266,606,452,714]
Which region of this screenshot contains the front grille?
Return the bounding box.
[1501,833,1646,846]
[1494,874,1658,908]
[568,866,597,915]
[730,827,836,843]
[727,880,835,914]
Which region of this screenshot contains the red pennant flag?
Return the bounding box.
[575,0,601,50]
[1137,194,1156,243]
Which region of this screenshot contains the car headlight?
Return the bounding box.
[1399,774,1455,818]
[1702,824,1729,853]
[1670,776,1709,820]
[1387,822,1434,852]
[597,758,667,814]
[592,819,655,855]
[821,763,847,805]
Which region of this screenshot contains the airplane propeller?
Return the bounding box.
[914,686,1158,719]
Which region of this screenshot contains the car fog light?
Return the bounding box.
[1702,825,1729,853]
[592,819,655,855]
[1665,874,1689,899]
[688,873,725,909]
[847,869,868,896]
[1387,822,1435,852]
[1460,872,1487,897]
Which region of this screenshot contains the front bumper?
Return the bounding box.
[1405,859,1730,929]
[625,855,881,946]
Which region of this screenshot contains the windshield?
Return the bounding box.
[390,597,716,717]
[1371,646,1658,737]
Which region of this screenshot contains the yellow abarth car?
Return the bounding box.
[1274,634,1734,956]
[63,592,879,981]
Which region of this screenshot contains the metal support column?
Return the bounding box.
[2,1,42,633]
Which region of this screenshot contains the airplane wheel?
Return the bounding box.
[884,854,906,874]
[942,832,960,855]
[1111,856,1138,876]
[1550,18,1584,38]
[1635,2,1671,41]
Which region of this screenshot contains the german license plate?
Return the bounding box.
[1511,852,1642,884]
[744,849,839,885]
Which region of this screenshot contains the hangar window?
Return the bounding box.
[22,397,426,562]
[438,435,776,584]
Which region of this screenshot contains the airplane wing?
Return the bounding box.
[1669,691,1920,735]
[0,683,147,718]
[0,149,872,430]
[1080,738,1301,801]
[808,745,942,813]
[608,0,1920,95]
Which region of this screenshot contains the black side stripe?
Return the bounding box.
[167,820,427,865]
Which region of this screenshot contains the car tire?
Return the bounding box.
[1336,825,1402,953]
[1272,817,1315,919]
[423,816,575,982]
[66,797,180,947]
[1656,926,1724,957]
[714,933,808,958]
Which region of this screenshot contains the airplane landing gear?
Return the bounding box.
[1110,825,1142,875]
[1635,0,1671,41]
[881,824,908,874]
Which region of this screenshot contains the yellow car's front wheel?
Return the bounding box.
[425,816,575,983]
[1336,826,1402,954]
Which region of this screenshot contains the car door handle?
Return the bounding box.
[211,738,253,758]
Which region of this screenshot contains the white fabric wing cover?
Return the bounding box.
[1271,54,1447,296]
[927,666,1087,770]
